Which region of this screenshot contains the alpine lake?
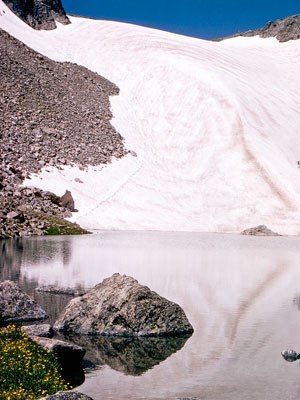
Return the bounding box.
[2,231,300,400]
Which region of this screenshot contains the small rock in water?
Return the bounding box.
[281,349,300,362]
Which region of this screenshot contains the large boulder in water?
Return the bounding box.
[54,273,194,336]
[241,224,280,236]
[0,280,48,323]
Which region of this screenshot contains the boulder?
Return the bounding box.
[31,336,85,366]
[0,280,48,322]
[22,323,53,338]
[39,391,93,400]
[54,273,194,336]
[241,224,280,236]
[59,190,76,212]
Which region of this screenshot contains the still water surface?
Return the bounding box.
[2,231,300,400]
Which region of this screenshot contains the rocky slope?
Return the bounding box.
[220,14,300,42]
[2,0,70,30]
[0,29,127,238]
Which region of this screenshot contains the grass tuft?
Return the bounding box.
[33,212,90,236]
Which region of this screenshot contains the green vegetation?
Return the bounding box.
[0,325,69,400]
[34,213,90,236]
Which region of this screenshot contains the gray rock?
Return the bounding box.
[54,273,194,336]
[35,285,86,296]
[31,336,85,365]
[0,280,48,322]
[218,14,300,43]
[39,391,93,400]
[22,323,53,338]
[6,210,20,219]
[241,224,280,236]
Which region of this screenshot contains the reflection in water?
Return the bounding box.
[65,334,191,376]
[0,238,23,281]
[60,358,85,389]
[0,236,83,298]
[293,295,300,311]
[0,236,73,273]
[3,232,300,399]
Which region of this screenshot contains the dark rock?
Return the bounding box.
[22,323,53,337]
[59,190,75,212]
[281,349,300,362]
[31,336,85,365]
[44,191,61,205]
[2,0,70,30]
[241,224,280,236]
[0,280,48,322]
[39,392,93,400]
[30,336,86,387]
[54,273,194,336]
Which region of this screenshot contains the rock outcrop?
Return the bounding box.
[59,190,76,212]
[54,273,194,336]
[0,184,89,238]
[2,0,70,30]
[0,280,48,322]
[219,14,300,42]
[241,224,280,236]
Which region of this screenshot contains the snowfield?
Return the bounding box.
[1,1,300,234]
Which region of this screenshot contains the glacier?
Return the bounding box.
[1,1,300,234]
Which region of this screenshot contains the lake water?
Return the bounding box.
[2,231,300,400]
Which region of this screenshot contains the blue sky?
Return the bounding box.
[63,1,299,39]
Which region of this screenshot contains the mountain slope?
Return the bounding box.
[1,1,300,234]
[0,28,126,238]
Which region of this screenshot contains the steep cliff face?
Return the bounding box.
[2,0,70,30]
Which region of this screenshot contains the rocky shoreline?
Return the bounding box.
[0,29,128,239]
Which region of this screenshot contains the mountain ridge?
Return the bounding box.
[218,14,300,42]
[2,0,70,29]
